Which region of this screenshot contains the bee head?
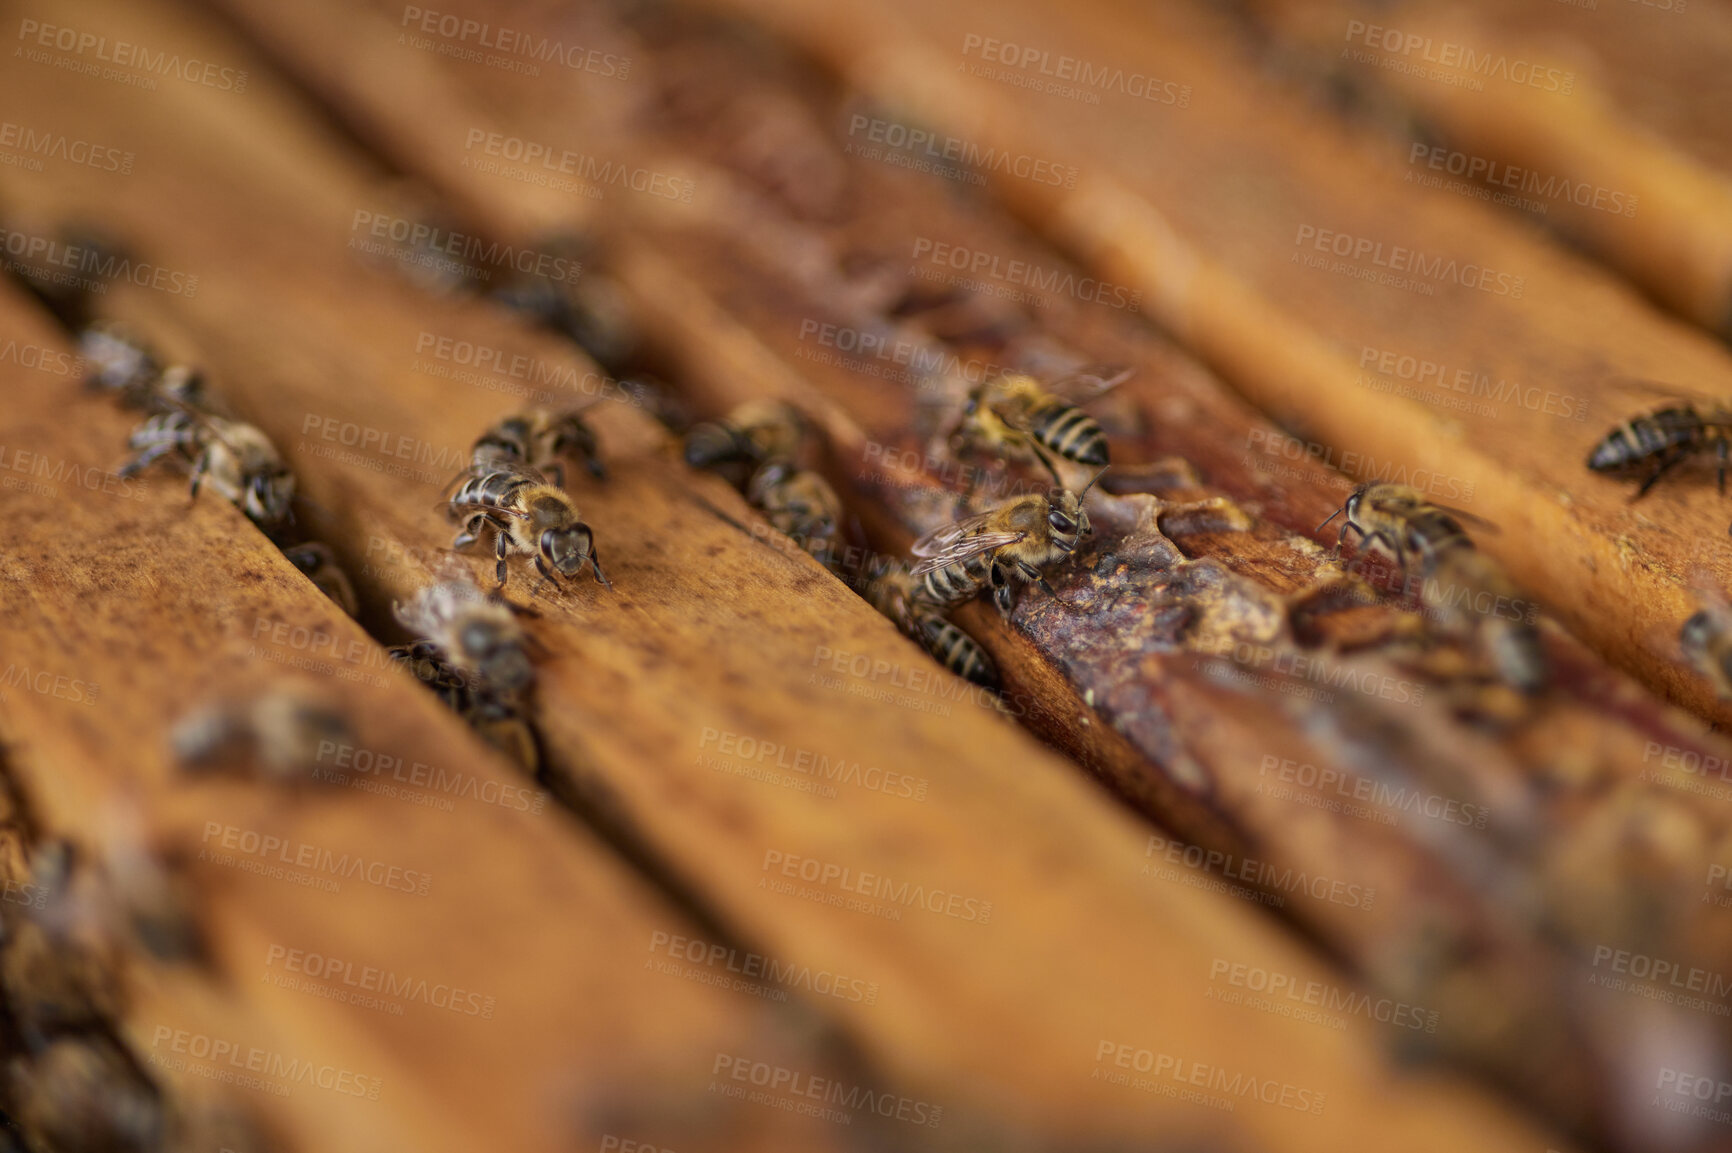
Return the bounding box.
[542,525,594,579]
[1046,490,1089,551]
[1682,609,1717,655]
[246,470,296,527]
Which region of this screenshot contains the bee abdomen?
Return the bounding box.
[1587,408,1703,472]
[1032,403,1108,466]
[1490,622,1549,695]
[919,618,998,687]
[920,553,992,606]
[683,422,749,468]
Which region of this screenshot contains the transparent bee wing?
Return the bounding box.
[909,510,1006,557]
[1045,364,1135,404]
[1362,487,1501,534]
[908,517,1027,577]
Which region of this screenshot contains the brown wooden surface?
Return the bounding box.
[225,3,1732,1147]
[0,279,856,1153]
[0,0,1590,1150]
[12,0,1732,1150]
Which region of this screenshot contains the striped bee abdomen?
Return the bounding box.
[918,616,998,687]
[1587,407,1704,473]
[919,552,994,607]
[1030,401,1108,467]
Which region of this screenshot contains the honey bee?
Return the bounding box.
[283,542,359,617]
[910,476,1099,615]
[745,460,841,545]
[1680,594,1732,700]
[1588,400,1732,530]
[394,577,534,698]
[389,645,540,770]
[860,559,998,687]
[1316,483,1473,570]
[77,321,160,405]
[683,400,806,471]
[950,367,1132,483]
[120,407,294,530]
[10,1036,162,1153]
[447,462,610,591]
[2,843,124,1047]
[1319,484,1547,693]
[170,684,353,781]
[472,407,606,483]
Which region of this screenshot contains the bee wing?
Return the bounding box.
[1361,487,1501,534]
[1045,364,1135,404]
[908,513,1027,576]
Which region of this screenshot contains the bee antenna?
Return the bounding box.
[1315,506,1345,533]
[1078,466,1108,499]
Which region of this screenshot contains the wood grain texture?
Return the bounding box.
[248,3,1732,1149]
[0,279,851,1153]
[2,0,1586,1149]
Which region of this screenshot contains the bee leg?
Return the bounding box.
[495,532,511,588]
[531,554,555,598]
[1031,444,1064,488]
[1015,558,1056,597]
[187,451,211,503]
[1635,450,1689,498]
[545,460,567,488]
[587,546,613,589]
[117,441,179,478]
[990,564,1015,615]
